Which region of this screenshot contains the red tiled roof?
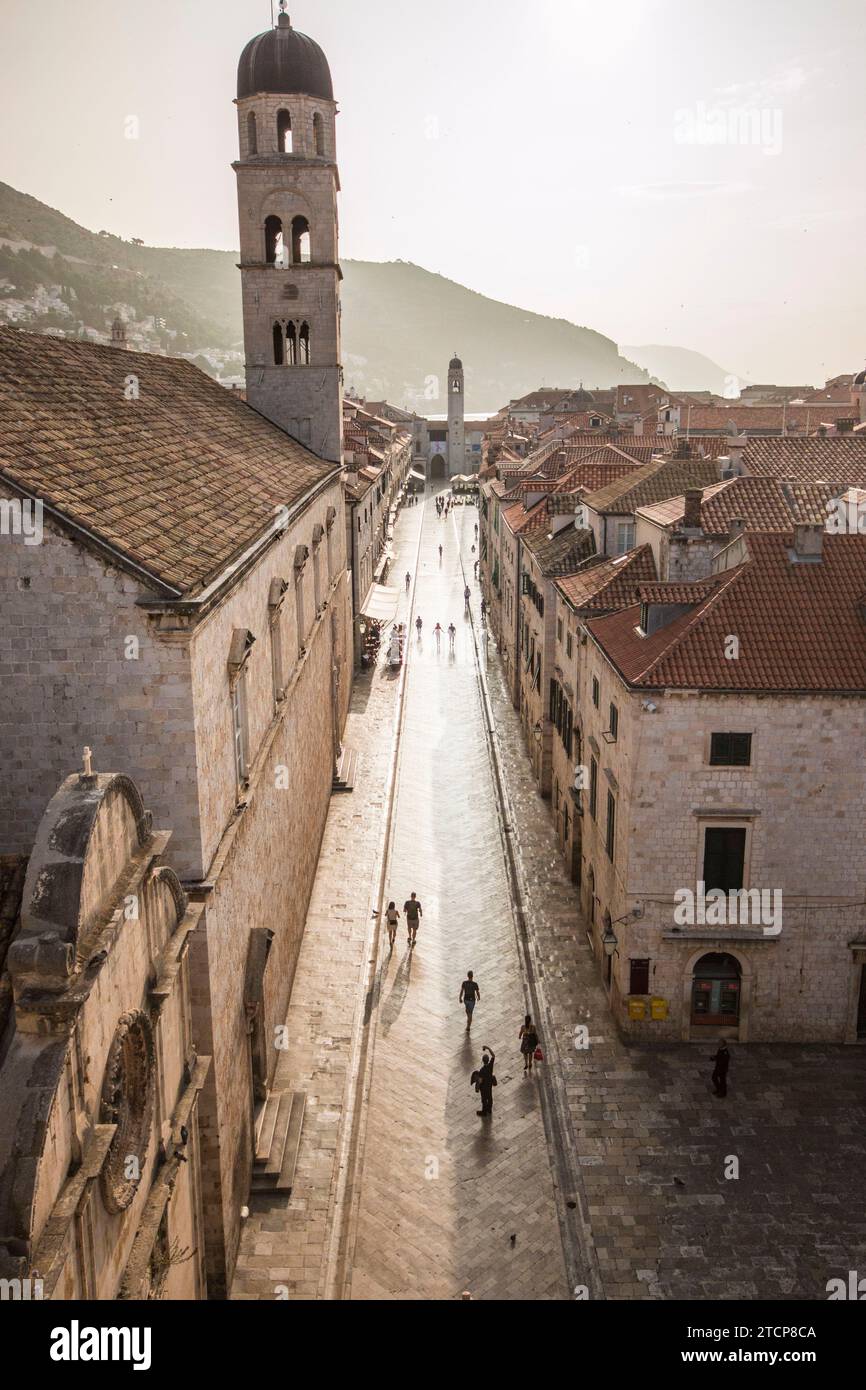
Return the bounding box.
[587,531,866,693]
[635,476,840,532]
[0,328,335,595]
[584,456,719,512]
[674,403,857,432]
[741,436,866,486]
[556,545,657,613]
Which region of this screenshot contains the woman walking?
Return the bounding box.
[385,900,400,951]
[519,1014,539,1074]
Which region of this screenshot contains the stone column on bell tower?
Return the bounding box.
[233,9,343,464]
[447,354,465,476]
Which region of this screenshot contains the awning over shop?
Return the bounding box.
[359,582,399,624]
[409,467,426,481]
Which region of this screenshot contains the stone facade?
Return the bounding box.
[234,91,342,462]
[0,770,209,1300]
[0,475,352,1295]
[582,668,866,1042]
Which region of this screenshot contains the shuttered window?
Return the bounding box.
[703,827,746,891]
[710,732,752,766]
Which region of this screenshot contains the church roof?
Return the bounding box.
[0,328,337,597]
[237,13,333,102]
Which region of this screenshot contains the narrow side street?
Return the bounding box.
[231,489,866,1304]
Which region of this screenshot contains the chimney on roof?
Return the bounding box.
[682,488,703,531]
[790,522,824,563]
[673,436,693,460]
[728,517,745,540]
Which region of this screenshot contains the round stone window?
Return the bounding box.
[99,1010,156,1213]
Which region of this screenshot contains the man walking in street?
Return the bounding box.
[448,622,456,652]
[404,891,422,946]
[415,615,423,640]
[711,1039,730,1097]
[459,972,480,1031]
[473,1047,496,1117]
[434,621,443,652]
[405,571,411,592]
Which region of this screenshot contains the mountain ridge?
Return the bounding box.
[0,180,729,412]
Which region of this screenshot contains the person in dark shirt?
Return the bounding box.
[711,1039,730,1097]
[404,892,422,946]
[459,972,480,1031]
[475,1047,496,1117]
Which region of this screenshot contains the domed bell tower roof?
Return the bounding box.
[450,355,463,371]
[237,5,333,102]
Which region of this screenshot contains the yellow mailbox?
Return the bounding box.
[627,998,646,1020]
[650,997,668,1020]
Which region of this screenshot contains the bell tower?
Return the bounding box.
[447,353,465,476]
[233,4,342,463]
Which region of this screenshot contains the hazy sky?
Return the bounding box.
[2,0,864,384]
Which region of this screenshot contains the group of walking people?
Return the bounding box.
[385,892,423,948]
[436,494,455,519]
[460,969,543,1119]
[414,615,457,652]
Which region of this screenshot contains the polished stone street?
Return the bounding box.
[231,487,866,1302]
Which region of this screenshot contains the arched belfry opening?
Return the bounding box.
[291,216,311,264]
[299,321,311,365]
[277,109,292,154]
[272,322,284,365]
[265,215,287,267]
[247,110,257,155]
[313,112,325,156]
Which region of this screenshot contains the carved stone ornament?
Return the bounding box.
[99,1010,156,1213]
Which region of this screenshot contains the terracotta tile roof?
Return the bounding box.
[0,328,336,596]
[675,403,857,433]
[741,436,866,486]
[635,476,840,532]
[584,456,719,513]
[522,523,596,576]
[551,461,639,494]
[616,384,670,412]
[587,531,866,693]
[510,389,573,411]
[501,497,549,535]
[556,545,657,613]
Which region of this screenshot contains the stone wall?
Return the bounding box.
[578,635,866,1043]
[0,503,199,867]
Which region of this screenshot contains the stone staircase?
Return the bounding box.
[332,745,358,793]
[251,1090,306,1194]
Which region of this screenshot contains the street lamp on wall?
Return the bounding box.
[533,720,543,746]
[601,911,618,959]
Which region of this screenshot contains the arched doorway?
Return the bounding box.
[429,454,447,481]
[691,953,741,1030]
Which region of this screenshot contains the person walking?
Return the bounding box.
[415,615,423,640]
[385,900,400,951]
[404,891,422,946]
[405,571,411,592]
[473,1047,496,1117]
[464,584,471,612]
[519,1014,539,1074]
[433,621,443,652]
[480,596,487,620]
[439,543,443,561]
[711,1039,730,1097]
[474,559,479,579]
[474,523,479,539]
[448,622,456,652]
[459,971,480,1031]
